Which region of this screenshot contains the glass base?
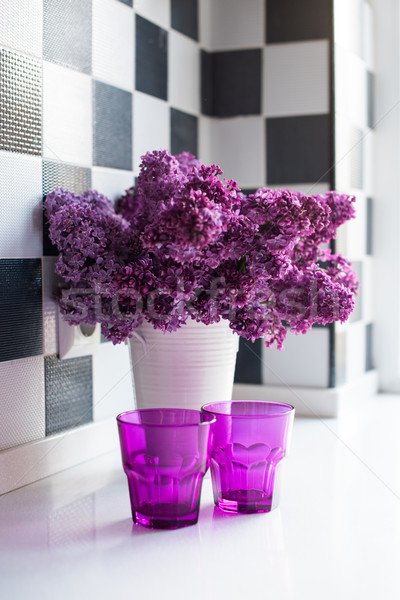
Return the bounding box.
[132,502,199,529]
[216,489,273,514]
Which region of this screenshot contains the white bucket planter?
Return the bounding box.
[128,319,240,411]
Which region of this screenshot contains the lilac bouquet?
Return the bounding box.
[45,150,358,348]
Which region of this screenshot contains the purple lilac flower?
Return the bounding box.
[45,151,358,347]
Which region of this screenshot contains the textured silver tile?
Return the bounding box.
[0,356,45,451]
[42,160,91,196]
[0,49,42,155]
[43,0,92,74]
[45,355,93,436]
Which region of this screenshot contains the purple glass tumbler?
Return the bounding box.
[202,401,295,514]
[117,408,215,529]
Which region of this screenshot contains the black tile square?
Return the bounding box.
[43,0,92,74]
[234,338,262,384]
[266,114,331,184]
[0,260,43,362]
[367,71,374,129]
[171,108,198,156]
[118,0,132,5]
[0,49,42,156]
[201,50,214,116]
[241,188,258,196]
[45,355,93,436]
[366,196,373,255]
[266,0,333,43]
[202,50,261,117]
[42,161,92,256]
[171,0,198,40]
[135,15,168,100]
[365,323,373,371]
[93,81,132,170]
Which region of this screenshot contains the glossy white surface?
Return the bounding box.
[1,394,400,599]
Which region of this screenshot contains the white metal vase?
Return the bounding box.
[128,319,239,411]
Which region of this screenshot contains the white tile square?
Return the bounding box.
[0,152,42,258]
[363,129,374,195]
[93,343,134,421]
[199,0,264,51]
[343,192,367,259]
[133,91,170,173]
[362,257,373,323]
[335,44,367,129]
[92,167,134,201]
[135,0,170,30]
[205,117,264,188]
[198,115,213,165]
[0,0,43,58]
[0,356,45,451]
[169,31,200,115]
[362,0,374,70]
[262,328,330,388]
[335,114,353,191]
[345,321,366,382]
[43,61,92,167]
[93,0,134,91]
[264,41,329,118]
[268,183,330,196]
[334,0,363,57]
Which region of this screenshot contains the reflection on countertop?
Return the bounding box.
[1,394,400,600]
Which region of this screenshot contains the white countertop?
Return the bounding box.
[1,394,400,600]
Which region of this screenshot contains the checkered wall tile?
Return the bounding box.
[45,355,93,435]
[0,49,42,155]
[135,15,168,101]
[171,0,198,41]
[43,0,92,74]
[334,0,374,382]
[0,356,45,451]
[0,259,43,363]
[93,81,132,170]
[0,0,375,462]
[171,108,198,156]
